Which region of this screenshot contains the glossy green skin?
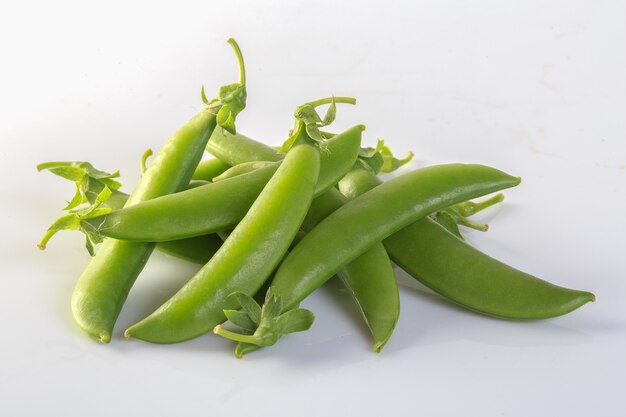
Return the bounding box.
[191,158,230,182]
[207,128,281,165]
[71,111,217,342]
[125,144,321,343]
[303,188,399,352]
[87,165,277,241]
[85,125,364,242]
[85,178,223,265]
[270,163,521,311]
[340,169,595,319]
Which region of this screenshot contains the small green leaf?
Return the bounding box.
[305,123,324,142]
[217,83,242,102]
[47,213,81,232]
[63,186,85,211]
[431,211,463,239]
[275,308,315,335]
[224,310,257,332]
[85,237,94,256]
[380,147,414,173]
[295,104,322,125]
[320,97,336,126]
[231,292,262,325]
[262,289,283,320]
[234,342,262,358]
[47,166,87,182]
[217,106,237,134]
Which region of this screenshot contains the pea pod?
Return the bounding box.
[213,163,521,350]
[191,158,231,182]
[68,38,247,342]
[339,168,595,319]
[125,143,321,343]
[207,129,281,165]
[302,188,399,352]
[125,97,357,343]
[80,124,364,242]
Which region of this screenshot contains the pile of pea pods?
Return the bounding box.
[38,39,594,357]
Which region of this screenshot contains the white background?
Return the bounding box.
[2,1,625,416]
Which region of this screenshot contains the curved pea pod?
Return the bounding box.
[302,189,399,352]
[339,169,595,320]
[67,38,248,342]
[81,125,364,242]
[271,163,522,312]
[72,110,218,343]
[125,143,321,343]
[384,218,595,319]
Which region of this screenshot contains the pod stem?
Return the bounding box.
[454,193,504,217]
[227,38,246,86]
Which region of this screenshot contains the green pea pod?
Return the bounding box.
[214,164,521,350]
[340,169,595,319]
[87,176,221,264]
[72,111,217,343]
[125,143,321,343]
[302,189,399,352]
[70,38,247,342]
[81,125,364,242]
[272,164,521,312]
[191,158,231,182]
[207,129,281,165]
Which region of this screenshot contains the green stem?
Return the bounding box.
[213,325,261,345]
[455,216,489,232]
[37,230,57,250]
[140,148,153,175]
[307,96,356,108]
[227,38,246,86]
[454,193,504,217]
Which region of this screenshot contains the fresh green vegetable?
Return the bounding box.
[125,99,360,343]
[51,38,247,342]
[213,163,521,351]
[76,123,363,242]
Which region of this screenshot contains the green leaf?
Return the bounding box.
[275,308,315,335]
[64,185,85,211]
[47,213,81,232]
[294,104,322,125]
[231,292,261,325]
[320,97,336,126]
[431,211,463,239]
[305,123,324,143]
[380,147,414,173]
[262,289,283,320]
[217,83,242,102]
[47,166,86,182]
[224,310,257,332]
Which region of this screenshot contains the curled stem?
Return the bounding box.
[140,148,153,175]
[227,38,246,86]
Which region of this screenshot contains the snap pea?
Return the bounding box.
[88,177,223,264]
[213,164,520,349]
[271,164,521,312]
[125,143,321,343]
[302,188,399,352]
[70,38,247,342]
[339,168,595,319]
[81,125,364,242]
[191,158,231,182]
[207,129,281,165]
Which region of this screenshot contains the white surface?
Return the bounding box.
[2,1,625,416]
